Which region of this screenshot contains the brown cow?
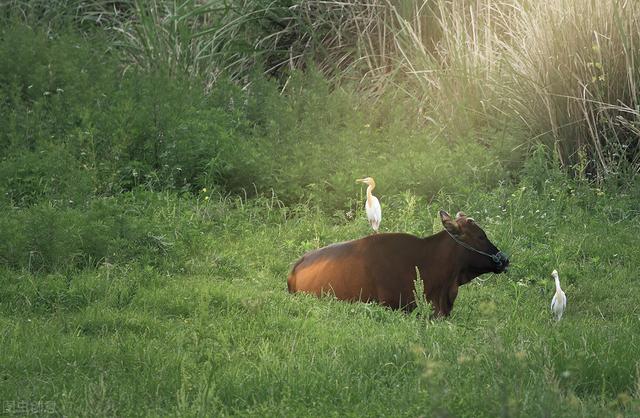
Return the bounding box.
[287,210,509,316]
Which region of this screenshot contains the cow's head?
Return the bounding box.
[440,210,509,274]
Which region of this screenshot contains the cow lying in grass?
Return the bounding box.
[288,210,509,316]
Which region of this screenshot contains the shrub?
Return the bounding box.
[0,145,93,207]
[0,192,204,272]
[0,22,524,216]
[0,24,247,196]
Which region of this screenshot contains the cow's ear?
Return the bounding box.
[440,210,461,235]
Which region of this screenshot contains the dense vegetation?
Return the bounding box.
[1,1,640,416]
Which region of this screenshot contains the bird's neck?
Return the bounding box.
[366,184,375,205]
[554,276,562,292]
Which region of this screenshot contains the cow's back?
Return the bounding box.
[288,234,425,307]
[287,239,372,300]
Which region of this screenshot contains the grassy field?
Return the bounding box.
[2,169,640,416]
[1,5,640,417]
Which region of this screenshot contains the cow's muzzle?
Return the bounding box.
[491,251,509,273]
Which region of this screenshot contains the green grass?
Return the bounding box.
[0,23,523,213]
[2,177,640,416]
[1,16,640,418]
[5,0,640,175]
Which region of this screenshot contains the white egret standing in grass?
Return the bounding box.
[356,177,381,233]
[551,269,567,321]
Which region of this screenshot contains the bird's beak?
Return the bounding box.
[356,179,365,184]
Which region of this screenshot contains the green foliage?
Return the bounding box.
[0,145,93,207]
[0,24,522,212]
[5,0,640,175]
[0,0,101,31]
[0,24,244,196]
[1,15,639,418]
[0,192,204,272]
[217,70,521,210]
[2,172,640,416]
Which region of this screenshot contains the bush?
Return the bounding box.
[0,24,246,196]
[0,192,204,272]
[88,72,241,194]
[0,24,520,212]
[216,71,521,210]
[0,145,93,207]
[0,24,119,151]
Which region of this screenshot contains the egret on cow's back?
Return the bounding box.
[356,177,381,233]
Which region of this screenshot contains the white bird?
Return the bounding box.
[550,269,567,321]
[356,177,381,233]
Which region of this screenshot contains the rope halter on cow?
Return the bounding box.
[443,228,504,266]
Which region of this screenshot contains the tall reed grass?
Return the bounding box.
[4,0,640,175]
[283,0,640,176]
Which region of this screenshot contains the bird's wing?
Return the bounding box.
[365,203,375,219]
[551,296,556,311]
[372,196,381,222]
[366,197,381,219]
